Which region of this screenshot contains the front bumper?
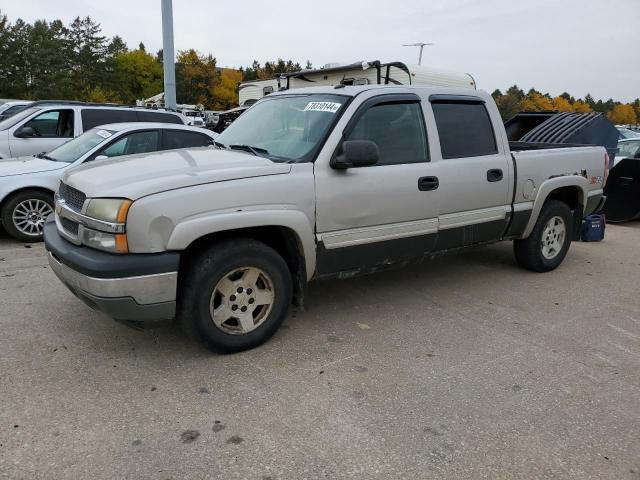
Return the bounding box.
[44,219,179,321]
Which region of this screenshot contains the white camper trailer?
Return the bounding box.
[237,60,476,105]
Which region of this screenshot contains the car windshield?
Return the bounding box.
[618,128,640,139]
[216,94,348,162]
[45,128,116,162]
[618,140,640,158]
[0,107,41,131]
[1,104,28,117]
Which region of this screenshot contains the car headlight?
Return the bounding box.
[82,198,132,253]
[85,198,132,223]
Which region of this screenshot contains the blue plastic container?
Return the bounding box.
[581,214,606,242]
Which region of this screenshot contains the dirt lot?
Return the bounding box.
[0,223,639,480]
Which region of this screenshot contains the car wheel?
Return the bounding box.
[514,199,573,272]
[1,190,54,242]
[178,238,292,352]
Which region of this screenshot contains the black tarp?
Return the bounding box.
[602,159,640,222]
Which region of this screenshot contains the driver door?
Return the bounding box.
[9,109,75,157]
[314,93,440,276]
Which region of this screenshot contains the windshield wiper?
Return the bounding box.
[35,152,56,161]
[213,140,226,149]
[228,144,269,158]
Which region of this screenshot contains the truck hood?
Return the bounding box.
[0,156,68,177]
[62,147,292,200]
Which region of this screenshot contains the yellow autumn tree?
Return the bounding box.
[520,92,554,111]
[572,100,591,112]
[607,104,637,124]
[551,96,573,112]
[211,68,242,110]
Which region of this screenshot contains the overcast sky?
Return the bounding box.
[2,0,638,101]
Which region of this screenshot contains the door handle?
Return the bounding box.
[418,176,439,191]
[487,169,503,182]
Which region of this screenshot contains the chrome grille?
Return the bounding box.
[58,183,86,211]
[60,217,79,236]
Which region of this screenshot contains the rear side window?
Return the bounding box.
[346,102,428,165]
[81,109,137,131]
[431,101,497,159]
[99,130,160,157]
[137,111,184,124]
[163,130,213,150]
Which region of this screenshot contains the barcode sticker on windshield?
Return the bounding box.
[96,129,112,139]
[304,102,341,113]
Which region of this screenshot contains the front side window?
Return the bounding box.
[22,109,74,138]
[346,102,428,165]
[431,101,498,159]
[46,128,115,162]
[216,94,348,162]
[99,130,159,158]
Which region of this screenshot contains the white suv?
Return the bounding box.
[0,101,186,160]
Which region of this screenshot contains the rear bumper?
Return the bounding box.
[44,219,179,321]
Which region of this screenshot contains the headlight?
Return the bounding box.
[85,198,132,223]
[82,198,132,253]
[81,228,128,253]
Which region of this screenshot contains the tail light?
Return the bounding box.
[603,152,610,187]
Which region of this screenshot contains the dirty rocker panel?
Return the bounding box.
[316,219,508,278]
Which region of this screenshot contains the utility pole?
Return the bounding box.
[402,42,435,66]
[161,0,176,110]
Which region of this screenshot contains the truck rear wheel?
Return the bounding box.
[178,239,292,352]
[514,199,572,272]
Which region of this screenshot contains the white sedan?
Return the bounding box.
[0,123,217,241]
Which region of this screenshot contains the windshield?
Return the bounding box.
[1,104,28,117]
[618,128,640,139]
[618,140,640,158]
[216,94,348,162]
[45,128,115,162]
[0,107,41,131]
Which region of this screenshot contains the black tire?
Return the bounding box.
[514,199,573,272]
[1,190,54,242]
[178,238,292,353]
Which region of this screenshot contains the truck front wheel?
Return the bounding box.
[178,239,292,352]
[514,199,573,272]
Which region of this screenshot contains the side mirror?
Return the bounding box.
[94,155,109,161]
[14,126,35,138]
[331,140,380,169]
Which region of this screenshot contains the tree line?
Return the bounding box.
[492,86,639,125]
[0,12,308,110]
[0,11,637,122]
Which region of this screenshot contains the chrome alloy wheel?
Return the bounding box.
[209,266,275,335]
[541,215,566,260]
[12,199,53,237]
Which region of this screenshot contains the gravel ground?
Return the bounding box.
[0,223,639,480]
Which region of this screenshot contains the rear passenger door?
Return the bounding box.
[428,96,511,247]
[161,130,214,150]
[314,93,440,276]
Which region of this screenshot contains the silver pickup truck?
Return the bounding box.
[44,85,608,351]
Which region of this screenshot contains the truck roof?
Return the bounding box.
[270,84,491,99]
